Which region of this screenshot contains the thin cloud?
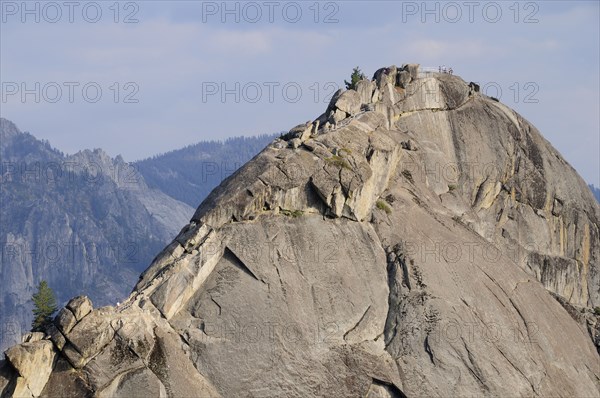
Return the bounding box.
[208,29,272,55]
[405,38,490,60]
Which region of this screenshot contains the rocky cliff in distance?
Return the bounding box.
[1,65,599,397]
[0,119,194,352]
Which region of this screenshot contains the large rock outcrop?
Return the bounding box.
[1,64,599,397]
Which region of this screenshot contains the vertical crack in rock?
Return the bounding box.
[210,296,222,316]
[383,245,402,349]
[508,297,534,344]
[459,336,488,392]
[423,335,434,365]
[343,305,372,341]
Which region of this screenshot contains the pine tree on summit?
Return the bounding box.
[344,66,366,90]
[31,280,58,331]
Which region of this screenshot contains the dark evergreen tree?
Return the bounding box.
[344,66,366,90]
[31,280,58,331]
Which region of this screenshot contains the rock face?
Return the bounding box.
[1,65,599,397]
[4,340,55,396]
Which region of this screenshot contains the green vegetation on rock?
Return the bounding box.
[280,209,304,218]
[344,66,366,90]
[31,280,58,331]
[325,155,352,170]
[376,200,392,215]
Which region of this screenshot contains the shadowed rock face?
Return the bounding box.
[1,65,599,397]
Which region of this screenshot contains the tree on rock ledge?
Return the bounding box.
[344,66,366,90]
[31,280,58,331]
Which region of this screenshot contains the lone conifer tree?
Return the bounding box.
[344,66,366,90]
[31,280,58,331]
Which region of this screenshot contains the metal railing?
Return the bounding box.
[417,66,454,78]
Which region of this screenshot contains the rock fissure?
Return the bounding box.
[495,346,537,393]
[343,305,372,342]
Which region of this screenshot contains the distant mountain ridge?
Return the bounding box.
[0,118,275,353]
[0,118,195,351]
[590,184,600,203]
[135,134,278,207]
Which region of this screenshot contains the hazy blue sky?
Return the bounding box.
[1,1,598,185]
